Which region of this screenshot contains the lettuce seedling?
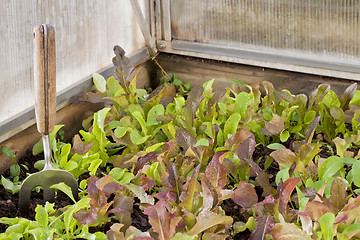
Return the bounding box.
[248,216,274,240]
[296,179,360,239]
[144,199,182,240]
[270,141,321,183]
[74,175,136,233]
[0,200,107,239]
[271,222,311,240]
[0,146,22,194]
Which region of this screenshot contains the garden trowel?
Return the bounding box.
[19,24,78,214]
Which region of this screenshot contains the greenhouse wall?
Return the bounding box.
[171,0,360,62]
[164,0,360,80]
[0,0,147,127]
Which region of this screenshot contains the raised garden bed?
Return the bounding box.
[1,47,360,239]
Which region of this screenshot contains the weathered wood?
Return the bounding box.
[156,53,360,122]
[156,53,356,96]
[33,25,57,135]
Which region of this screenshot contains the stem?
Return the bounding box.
[49,211,65,227]
[349,185,356,198]
[295,132,305,139]
[152,53,172,82]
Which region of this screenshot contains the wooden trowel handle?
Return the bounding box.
[34,24,56,135]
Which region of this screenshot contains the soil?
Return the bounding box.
[131,201,151,232]
[222,199,251,239]
[0,150,43,229]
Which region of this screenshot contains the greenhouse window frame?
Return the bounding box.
[154,0,360,81]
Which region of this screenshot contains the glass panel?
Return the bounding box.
[171,0,360,63]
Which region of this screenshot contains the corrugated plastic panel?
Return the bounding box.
[170,0,360,63]
[0,0,146,124]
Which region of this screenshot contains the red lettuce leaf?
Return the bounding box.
[260,115,284,136]
[187,210,233,236]
[205,154,228,189]
[176,129,196,154]
[200,173,218,211]
[278,177,301,216]
[304,201,332,222]
[232,181,258,209]
[144,199,182,240]
[72,134,93,155]
[134,151,157,174]
[249,216,274,240]
[271,222,312,240]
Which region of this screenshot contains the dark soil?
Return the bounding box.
[222,199,251,239]
[131,202,151,232]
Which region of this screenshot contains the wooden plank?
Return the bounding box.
[130,0,157,55]
[156,53,356,96]
[156,53,360,122]
[149,0,156,38]
[157,40,360,81]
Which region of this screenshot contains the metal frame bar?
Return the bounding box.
[161,0,171,41]
[157,40,360,81]
[154,0,162,41]
[149,0,155,38]
[0,47,149,143]
[130,0,157,55]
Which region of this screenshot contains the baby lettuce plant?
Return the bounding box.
[89,50,180,163]
[291,178,360,239]
[155,79,222,142]
[0,146,24,194]
[305,83,356,144]
[74,175,134,230]
[256,82,357,146]
[32,125,106,179]
[0,173,141,239]
[270,141,321,184]
[158,72,191,96]
[129,135,254,237]
[142,160,236,238]
[0,200,107,240]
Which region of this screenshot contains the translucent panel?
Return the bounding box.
[0,0,146,124]
[171,0,360,63]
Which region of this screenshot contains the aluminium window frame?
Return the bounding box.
[154,0,360,81]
